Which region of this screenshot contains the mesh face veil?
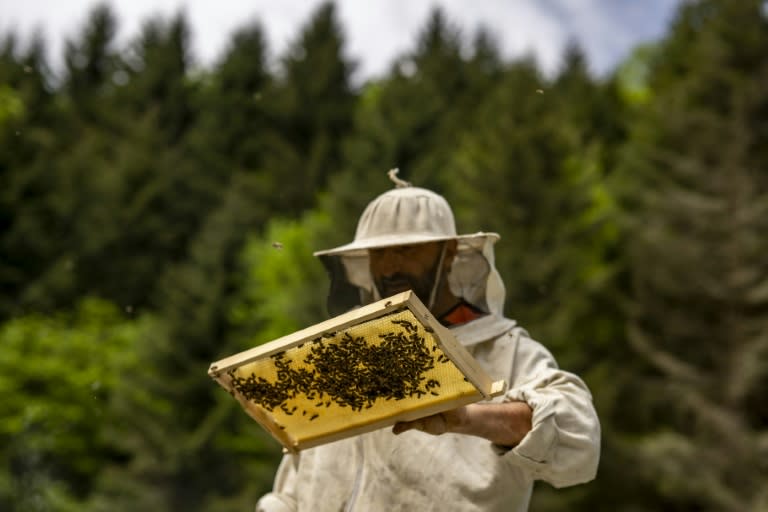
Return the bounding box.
[426,242,448,311]
[314,181,505,318]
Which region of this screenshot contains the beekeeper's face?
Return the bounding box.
[369,241,454,306]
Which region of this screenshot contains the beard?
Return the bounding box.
[375,273,434,303]
[373,253,443,306]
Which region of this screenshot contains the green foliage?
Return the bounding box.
[230,210,332,346]
[63,3,120,116]
[321,7,504,244]
[615,43,659,106]
[263,1,357,214]
[0,1,766,510]
[440,45,632,512]
[0,299,150,511]
[443,53,628,363]
[0,85,23,124]
[615,1,768,510]
[84,308,284,512]
[0,33,62,319]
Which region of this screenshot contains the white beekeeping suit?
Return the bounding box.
[257,178,600,512]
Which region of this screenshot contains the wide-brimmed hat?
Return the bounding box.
[314,182,498,257]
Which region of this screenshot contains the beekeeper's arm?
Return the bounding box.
[394,332,601,488]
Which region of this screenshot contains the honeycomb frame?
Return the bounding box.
[208,290,506,452]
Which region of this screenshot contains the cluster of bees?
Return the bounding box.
[229,316,451,421]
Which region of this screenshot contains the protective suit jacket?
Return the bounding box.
[256,314,600,511]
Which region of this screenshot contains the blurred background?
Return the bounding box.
[0,0,766,510]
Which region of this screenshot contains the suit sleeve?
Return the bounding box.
[500,329,601,488]
[255,453,300,512]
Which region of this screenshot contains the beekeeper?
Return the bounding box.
[256,171,600,512]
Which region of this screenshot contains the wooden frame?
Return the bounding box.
[209,291,506,452]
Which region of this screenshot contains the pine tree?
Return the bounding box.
[428,43,639,511]
[617,1,768,509]
[37,4,125,310]
[369,7,472,190]
[0,32,66,318]
[72,11,204,311]
[63,3,120,120]
[263,1,356,215]
[443,56,567,322]
[90,19,286,512]
[319,8,502,248]
[0,6,131,317]
[90,182,285,510]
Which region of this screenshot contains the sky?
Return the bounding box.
[0,0,684,83]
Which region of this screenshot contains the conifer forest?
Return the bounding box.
[1,1,767,510]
